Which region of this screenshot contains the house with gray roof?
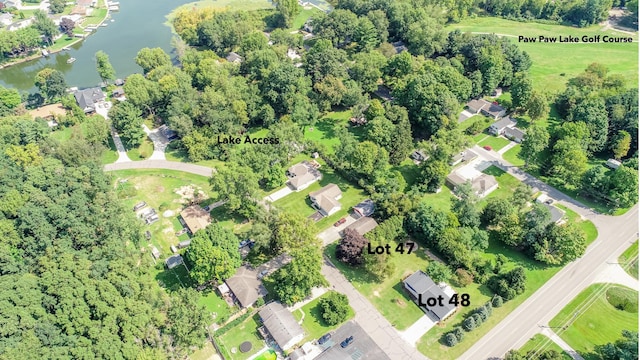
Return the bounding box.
[344,216,378,236]
[466,98,507,119]
[287,161,321,191]
[489,117,517,136]
[165,254,183,269]
[225,265,268,308]
[353,199,375,218]
[226,52,243,63]
[504,126,526,143]
[403,271,457,322]
[309,184,342,216]
[259,302,305,351]
[544,204,566,224]
[73,87,105,113]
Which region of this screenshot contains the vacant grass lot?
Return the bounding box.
[519,334,572,359]
[556,204,598,244]
[293,291,355,342]
[199,290,235,323]
[618,241,638,279]
[165,141,227,170]
[478,135,511,151]
[549,284,638,359]
[304,110,367,154]
[272,158,367,233]
[324,240,431,330]
[448,18,639,91]
[168,0,273,20]
[126,138,154,160]
[218,314,264,360]
[109,169,211,253]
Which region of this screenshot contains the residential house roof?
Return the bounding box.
[180,205,211,234]
[0,13,13,26]
[544,204,565,224]
[310,184,342,214]
[490,116,516,131]
[353,199,375,218]
[226,52,243,63]
[259,302,305,350]
[446,172,467,187]
[504,126,525,141]
[226,266,267,308]
[466,99,489,112]
[287,162,321,189]
[483,102,506,118]
[471,174,498,197]
[403,271,456,321]
[74,87,105,112]
[345,216,378,235]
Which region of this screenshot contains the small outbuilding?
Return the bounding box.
[606,159,622,169]
[165,254,183,269]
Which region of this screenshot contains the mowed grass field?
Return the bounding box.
[448,18,638,92]
[549,284,638,358]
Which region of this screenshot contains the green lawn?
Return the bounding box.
[481,165,522,202]
[502,144,525,167]
[293,291,355,342]
[109,169,212,254]
[165,141,225,169]
[392,158,422,189]
[272,158,367,233]
[478,136,511,151]
[324,240,430,330]
[417,234,564,360]
[290,7,323,30]
[448,17,639,91]
[304,110,366,154]
[217,314,264,360]
[168,0,273,22]
[549,284,638,359]
[126,138,154,160]
[519,334,572,359]
[459,114,492,133]
[618,241,639,279]
[199,290,235,324]
[101,136,119,164]
[190,343,218,360]
[209,204,252,234]
[82,8,108,26]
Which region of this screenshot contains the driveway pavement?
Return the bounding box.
[104,160,214,177]
[322,259,428,360]
[458,110,474,123]
[398,314,437,346]
[264,185,293,202]
[317,214,357,246]
[315,320,390,360]
[592,263,638,290]
[540,328,585,360]
[142,125,169,160]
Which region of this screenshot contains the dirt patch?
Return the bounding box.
[156,186,165,193]
[174,185,208,204]
[373,290,380,297]
[395,298,407,308]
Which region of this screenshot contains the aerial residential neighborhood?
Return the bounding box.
[0,0,637,360]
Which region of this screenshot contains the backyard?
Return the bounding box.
[549,284,638,359]
[292,291,355,342]
[217,314,265,360]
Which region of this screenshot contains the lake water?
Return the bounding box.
[0,0,195,92]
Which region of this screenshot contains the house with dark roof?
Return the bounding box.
[259,302,305,351]
[165,254,183,269]
[504,126,526,143]
[411,150,429,163]
[403,271,457,322]
[344,216,378,236]
[466,99,507,120]
[353,199,375,218]
[446,172,498,198]
[225,265,268,308]
[309,184,342,216]
[74,87,105,113]
[489,117,517,136]
[287,162,321,191]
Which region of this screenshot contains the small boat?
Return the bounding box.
[100,23,108,27]
[110,19,115,22]
[41,49,49,57]
[67,57,76,64]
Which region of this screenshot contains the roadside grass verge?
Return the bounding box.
[502,144,524,167]
[126,138,154,160]
[618,241,638,279]
[519,334,572,359]
[549,284,638,358]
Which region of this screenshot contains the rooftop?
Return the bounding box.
[180,205,211,234]
[344,216,378,235]
[259,302,305,350]
[404,271,456,320]
[225,266,267,308]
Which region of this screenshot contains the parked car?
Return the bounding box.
[334,218,347,227]
[144,231,152,240]
[318,333,331,345]
[340,336,354,348]
[257,269,268,280]
[133,201,147,211]
[544,199,554,205]
[483,145,492,151]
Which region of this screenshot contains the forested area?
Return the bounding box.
[0,117,208,358]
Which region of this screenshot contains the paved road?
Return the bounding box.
[462,207,637,359]
[322,259,428,360]
[104,160,214,177]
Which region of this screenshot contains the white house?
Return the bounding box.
[309,184,342,216]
